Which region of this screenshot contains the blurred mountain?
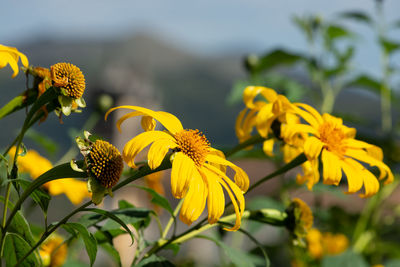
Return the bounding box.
[0,34,246,158]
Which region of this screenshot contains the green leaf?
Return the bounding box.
[197,235,262,267]
[25,129,58,156]
[19,179,51,214]
[118,199,135,209]
[379,38,400,54]
[344,75,381,94]
[100,242,121,267]
[325,25,353,41]
[250,49,303,73]
[94,229,126,244]
[8,210,36,247]
[322,250,368,267]
[339,11,372,24]
[3,232,40,267]
[63,222,98,267]
[133,185,173,215]
[102,208,153,231]
[135,254,175,267]
[6,161,87,229]
[0,89,37,120]
[164,243,180,255]
[82,208,135,245]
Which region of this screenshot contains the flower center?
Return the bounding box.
[174,129,210,166]
[88,140,123,188]
[318,122,346,155]
[51,62,85,99]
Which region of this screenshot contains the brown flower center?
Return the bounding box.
[174,129,210,166]
[51,62,85,99]
[88,140,123,188]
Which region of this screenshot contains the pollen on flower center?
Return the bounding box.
[51,62,85,99]
[88,140,123,188]
[174,129,210,166]
[318,122,346,154]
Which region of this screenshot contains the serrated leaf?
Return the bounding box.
[339,11,372,24]
[135,254,175,267]
[8,210,36,247]
[82,208,135,245]
[322,250,368,267]
[63,222,98,266]
[133,185,173,215]
[19,179,51,214]
[3,232,40,267]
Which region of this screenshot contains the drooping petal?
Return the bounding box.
[262,138,275,157]
[148,139,177,169]
[141,116,156,131]
[115,111,143,132]
[321,150,342,186]
[123,131,173,168]
[105,106,183,134]
[281,124,318,142]
[205,154,250,192]
[359,168,380,198]
[243,86,277,109]
[171,152,196,199]
[293,103,323,128]
[255,103,274,137]
[366,145,383,161]
[200,167,225,224]
[341,158,363,193]
[346,148,393,184]
[179,170,208,225]
[208,148,227,174]
[206,164,245,231]
[342,139,372,149]
[304,136,324,159]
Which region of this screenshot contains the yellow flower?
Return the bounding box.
[9,147,90,205]
[235,86,298,156]
[106,106,249,231]
[0,44,29,78]
[51,62,85,99]
[306,228,348,259]
[286,198,313,239]
[39,233,67,267]
[282,104,393,197]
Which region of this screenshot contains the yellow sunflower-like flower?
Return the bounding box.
[9,147,90,205]
[39,233,67,267]
[236,86,299,156]
[282,104,393,197]
[106,106,249,231]
[0,44,29,78]
[306,228,348,259]
[286,198,313,240]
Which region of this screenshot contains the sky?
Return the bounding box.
[1,0,400,75]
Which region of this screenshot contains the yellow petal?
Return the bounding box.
[206,164,245,231]
[342,139,372,149]
[293,103,322,128]
[200,168,225,224]
[341,158,363,193]
[304,136,323,159]
[105,106,183,134]
[243,86,277,109]
[179,170,208,225]
[262,138,275,157]
[148,139,177,169]
[359,168,380,198]
[123,130,173,168]
[171,152,196,199]
[61,179,91,205]
[205,154,250,192]
[321,150,342,186]
[255,103,274,137]
[208,148,227,174]
[115,111,143,132]
[141,116,157,131]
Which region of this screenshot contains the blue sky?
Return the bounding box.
[2,0,400,74]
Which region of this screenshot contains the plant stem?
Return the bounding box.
[1,183,11,229]
[224,134,265,158]
[162,199,183,239]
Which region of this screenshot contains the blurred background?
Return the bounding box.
[1,0,400,266]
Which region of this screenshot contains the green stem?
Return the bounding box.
[224,134,265,158]
[247,153,307,193]
[162,199,183,239]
